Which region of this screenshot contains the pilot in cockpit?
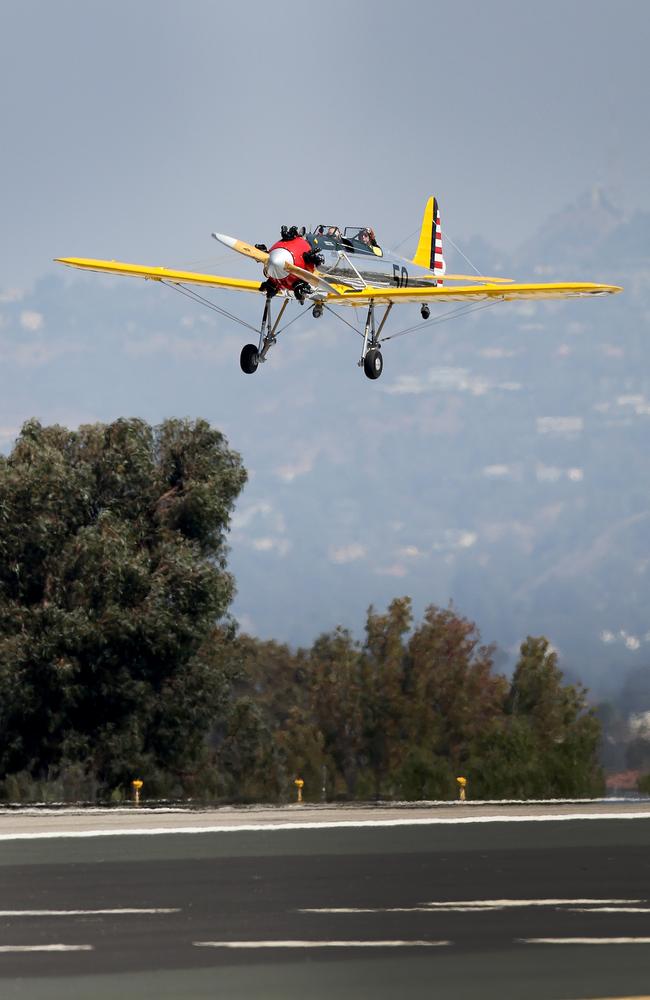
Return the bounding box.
[359,228,381,255]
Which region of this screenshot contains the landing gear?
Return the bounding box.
[240,295,289,374]
[312,304,323,319]
[359,301,392,380]
[364,348,383,379]
[240,344,259,374]
[421,304,430,320]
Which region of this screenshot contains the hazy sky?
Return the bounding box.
[0,1,648,677]
[1,0,648,290]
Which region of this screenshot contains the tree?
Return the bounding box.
[503,637,604,797]
[309,626,365,796]
[212,635,305,802]
[405,604,507,770]
[362,598,412,796]
[0,417,246,792]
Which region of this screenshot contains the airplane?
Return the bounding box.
[56,196,621,381]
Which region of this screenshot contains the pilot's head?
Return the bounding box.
[360,229,371,244]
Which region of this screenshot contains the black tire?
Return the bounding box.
[240,344,259,374]
[364,348,383,380]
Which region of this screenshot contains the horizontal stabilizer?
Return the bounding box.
[421,274,514,284]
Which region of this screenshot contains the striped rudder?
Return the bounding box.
[431,199,445,282]
[412,196,445,282]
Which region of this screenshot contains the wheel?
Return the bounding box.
[364,348,383,380]
[421,304,430,320]
[240,344,259,374]
[312,305,323,319]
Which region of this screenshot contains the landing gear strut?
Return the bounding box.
[359,301,392,380]
[240,295,289,374]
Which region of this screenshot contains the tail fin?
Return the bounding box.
[412,196,445,279]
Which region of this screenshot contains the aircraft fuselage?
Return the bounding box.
[306,229,440,291]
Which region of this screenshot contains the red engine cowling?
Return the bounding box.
[264,236,314,291]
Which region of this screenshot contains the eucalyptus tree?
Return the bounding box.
[0,417,246,791]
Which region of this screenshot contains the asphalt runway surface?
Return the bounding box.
[0,803,650,998]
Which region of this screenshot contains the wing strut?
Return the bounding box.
[160,280,260,334]
[382,297,504,343]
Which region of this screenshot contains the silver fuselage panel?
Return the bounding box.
[308,231,439,291]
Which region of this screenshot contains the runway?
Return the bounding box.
[0,802,649,998]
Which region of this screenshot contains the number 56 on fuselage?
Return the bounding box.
[56,196,621,381]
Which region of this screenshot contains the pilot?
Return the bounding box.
[360,228,381,256]
[326,226,342,239]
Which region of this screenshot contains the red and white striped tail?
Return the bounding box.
[412,196,446,283]
[432,199,445,283]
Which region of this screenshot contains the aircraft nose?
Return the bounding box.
[267,247,292,280]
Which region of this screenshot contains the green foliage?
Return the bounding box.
[393,749,456,801]
[0,416,604,802]
[505,637,604,797]
[228,607,603,803]
[0,417,246,792]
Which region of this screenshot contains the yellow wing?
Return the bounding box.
[329,280,622,306]
[55,257,261,293]
[55,257,622,305]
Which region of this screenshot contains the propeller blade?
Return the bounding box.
[211,232,269,264]
[284,261,343,296]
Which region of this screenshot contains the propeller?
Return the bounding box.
[212,232,342,296]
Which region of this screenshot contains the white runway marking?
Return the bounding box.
[519,938,650,945]
[0,944,94,953]
[0,908,179,916]
[568,907,650,914]
[301,899,643,914]
[193,939,452,949]
[1,812,650,841]
[423,899,643,909]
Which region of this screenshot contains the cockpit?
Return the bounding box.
[310,225,382,256]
